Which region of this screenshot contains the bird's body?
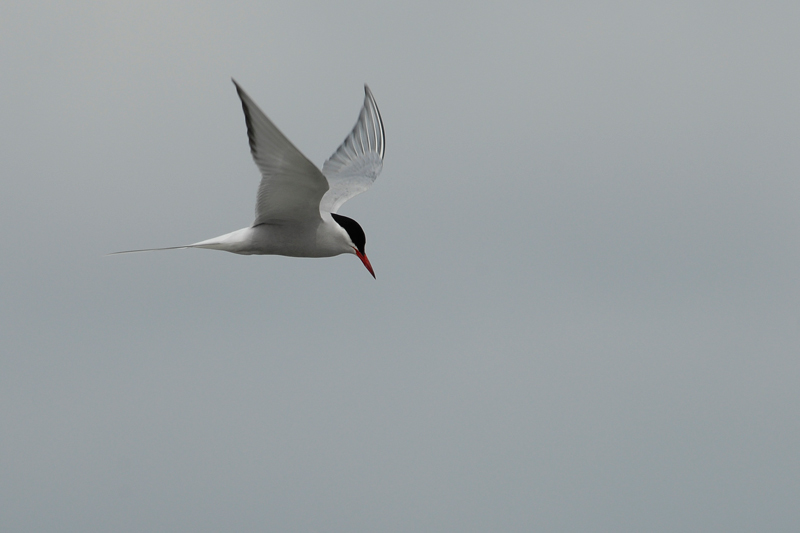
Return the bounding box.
[189,214,350,257]
[113,80,385,277]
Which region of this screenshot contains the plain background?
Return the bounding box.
[2,1,799,531]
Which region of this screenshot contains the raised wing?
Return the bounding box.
[320,85,385,214]
[233,80,329,225]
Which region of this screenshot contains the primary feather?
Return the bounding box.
[320,85,385,214]
[232,80,329,225]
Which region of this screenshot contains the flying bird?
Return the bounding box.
[113,80,385,278]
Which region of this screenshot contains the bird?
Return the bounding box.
[112,79,385,278]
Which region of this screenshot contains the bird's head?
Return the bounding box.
[331,213,375,278]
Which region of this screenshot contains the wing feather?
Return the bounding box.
[320,85,385,213]
[233,80,329,225]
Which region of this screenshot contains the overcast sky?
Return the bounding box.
[2,1,799,531]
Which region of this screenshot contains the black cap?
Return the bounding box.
[331,213,366,255]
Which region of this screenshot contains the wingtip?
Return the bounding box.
[363,84,384,159]
[232,78,243,94]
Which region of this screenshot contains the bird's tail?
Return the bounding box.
[109,228,250,256]
[107,246,191,255]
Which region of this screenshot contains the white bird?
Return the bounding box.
[113,79,385,278]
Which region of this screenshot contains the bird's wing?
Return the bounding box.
[319,85,384,214]
[233,80,329,225]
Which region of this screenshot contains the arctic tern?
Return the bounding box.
[113,80,385,278]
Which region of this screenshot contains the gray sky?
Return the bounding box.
[2,1,799,531]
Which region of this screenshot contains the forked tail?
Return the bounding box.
[109,228,250,256]
[107,246,191,255]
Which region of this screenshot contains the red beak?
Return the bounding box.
[355,249,376,279]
